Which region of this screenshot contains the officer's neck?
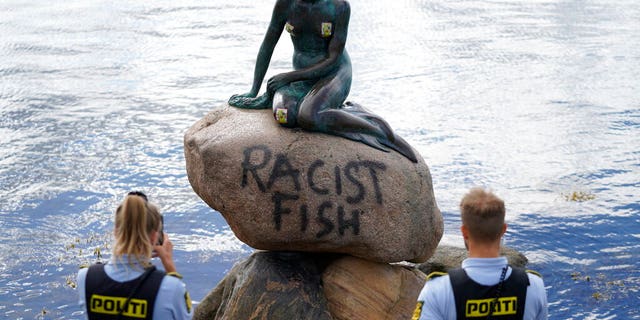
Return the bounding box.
[466,240,501,258]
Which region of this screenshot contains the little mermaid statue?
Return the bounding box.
[229,0,417,163]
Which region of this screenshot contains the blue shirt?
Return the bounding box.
[416,257,548,320]
[77,256,193,320]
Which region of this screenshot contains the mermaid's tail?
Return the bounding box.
[334,102,418,163]
[335,130,418,163]
[379,134,418,163]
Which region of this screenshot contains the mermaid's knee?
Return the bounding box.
[295,102,320,130]
[296,111,315,130]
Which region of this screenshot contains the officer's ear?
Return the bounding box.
[501,223,507,237]
[460,225,469,239]
[461,225,470,250]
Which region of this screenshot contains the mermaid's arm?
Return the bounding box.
[246,0,289,96]
[230,1,289,108]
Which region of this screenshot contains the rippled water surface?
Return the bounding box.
[1,0,639,319]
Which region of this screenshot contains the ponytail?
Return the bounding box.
[113,194,162,268]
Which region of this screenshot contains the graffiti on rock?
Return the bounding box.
[241,145,387,238]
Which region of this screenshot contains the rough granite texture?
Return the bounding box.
[184,105,443,263]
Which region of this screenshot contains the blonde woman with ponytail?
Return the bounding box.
[77,192,192,319]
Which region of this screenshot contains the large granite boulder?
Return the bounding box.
[194,251,426,320]
[184,105,443,263]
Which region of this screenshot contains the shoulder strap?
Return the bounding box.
[85,263,106,312]
[448,268,475,320]
[503,267,529,320]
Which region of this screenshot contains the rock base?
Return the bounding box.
[195,246,529,320]
[195,251,425,320]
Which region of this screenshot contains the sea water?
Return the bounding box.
[1,0,639,318]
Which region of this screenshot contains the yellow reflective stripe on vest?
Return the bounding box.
[90,294,148,318]
[412,301,424,320]
[466,296,518,317]
[426,271,447,281]
[526,269,542,278]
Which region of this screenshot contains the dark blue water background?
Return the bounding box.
[1,0,639,318]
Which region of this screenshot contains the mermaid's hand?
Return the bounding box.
[228,92,272,109]
[267,73,293,94]
[229,92,256,107]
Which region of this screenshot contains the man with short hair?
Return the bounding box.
[414,188,548,319]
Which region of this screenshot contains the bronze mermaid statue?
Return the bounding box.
[229,0,417,163]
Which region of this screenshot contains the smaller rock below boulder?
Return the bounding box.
[194,251,336,320]
[194,251,428,320]
[323,255,426,320]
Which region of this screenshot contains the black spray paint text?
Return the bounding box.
[241,145,387,238]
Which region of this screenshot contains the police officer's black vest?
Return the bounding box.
[449,267,529,320]
[85,264,166,320]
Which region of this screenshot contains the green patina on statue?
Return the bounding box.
[229,0,417,163]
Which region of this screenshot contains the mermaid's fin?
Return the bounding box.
[342,102,419,163]
[336,131,391,153]
[378,133,418,163]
